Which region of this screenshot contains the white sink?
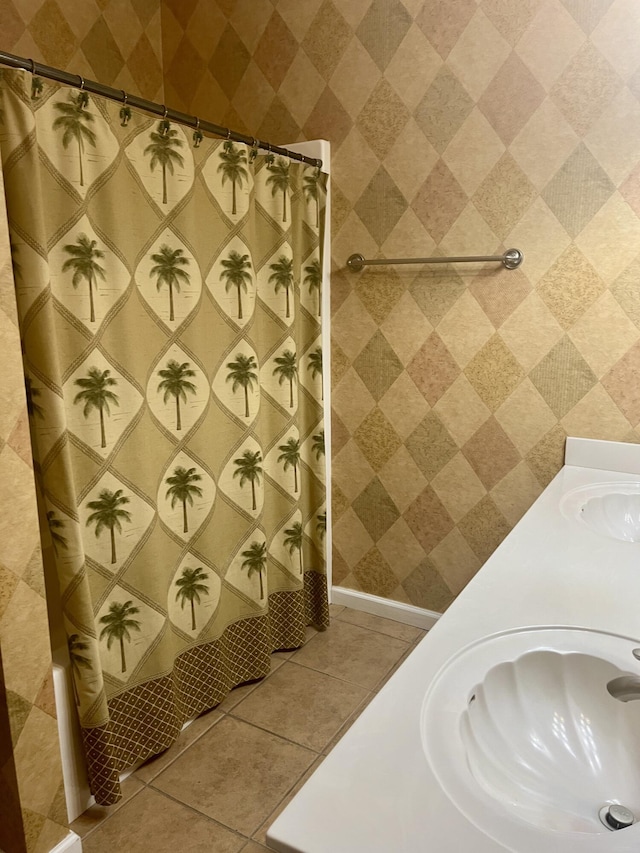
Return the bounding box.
[421,627,640,852]
[561,483,640,542]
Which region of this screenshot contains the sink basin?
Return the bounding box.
[421,627,640,852]
[561,483,640,542]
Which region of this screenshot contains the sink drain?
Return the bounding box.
[599,804,635,831]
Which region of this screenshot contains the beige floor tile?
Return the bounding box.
[231,661,368,751]
[322,693,375,755]
[252,757,325,846]
[217,655,286,712]
[272,647,296,661]
[335,606,424,643]
[412,629,429,647]
[81,787,244,853]
[134,707,223,783]
[303,624,319,642]
[70,776,144,838]
[217,677,265,712]
[151,716,316,836]
[73,615,422,850]
[328,603,345,617]
[291,619,410,689]
[320,640,423,756]
[371,642,416,692]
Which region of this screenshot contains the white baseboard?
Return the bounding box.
[52,661,94,822]
[50,831,82,853]
[331,587,440,630]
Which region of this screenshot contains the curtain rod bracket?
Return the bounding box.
[347,253,366,271]
[503,249,523,269]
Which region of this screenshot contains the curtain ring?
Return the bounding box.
[29,58,36,74]
[162,106,168,119]
[195,117,200,130]
[226,128,231,139]
[121,90,128,105]
[78,76,85,91]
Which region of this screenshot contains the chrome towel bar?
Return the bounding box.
[346,248,523,271]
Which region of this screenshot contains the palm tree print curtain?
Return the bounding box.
[0,70,328,805]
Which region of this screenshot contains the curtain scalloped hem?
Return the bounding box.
[82,573,329,805]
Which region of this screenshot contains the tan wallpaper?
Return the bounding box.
[0,2,164,849]
[3,0,640,786]
[0,172,67,852]
[0,0,164,102]
[0,6,638,845]
[163,0,640,612]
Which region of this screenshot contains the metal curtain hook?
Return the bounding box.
[29,58,35,74]
[120,90,131,126]
[160,106,170,135]
[192,117,203,148]
[78,76,85,90]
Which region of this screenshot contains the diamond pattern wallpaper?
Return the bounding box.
[161,0,640,610]
[0,0,164,102]
[0,170,68,853]
[0,1,639,844]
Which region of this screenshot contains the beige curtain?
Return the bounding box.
[0,69,328,805]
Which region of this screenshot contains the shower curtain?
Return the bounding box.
[0,69,328,804]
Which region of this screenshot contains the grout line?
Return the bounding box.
[225,710,324,756]
[260,656,375,691]
[73,778,147,841]
[284,655,394,691]
[75,612,414,845]
[133,655,299,784]
[308,620,422,657]
[289,627,413,691]
[149,729,316,843]
[332,607,428,643]
[133,708,226,783]
[370,641,420,693]
[249,755,326,844]
[144,784,252,842]
[325,614,416,648]
[321,691,374,755]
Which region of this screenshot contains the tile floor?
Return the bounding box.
[71,605,427,852]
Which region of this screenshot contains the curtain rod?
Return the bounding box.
[0,50,323,169]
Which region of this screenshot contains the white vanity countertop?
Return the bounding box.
[267,439,640,853]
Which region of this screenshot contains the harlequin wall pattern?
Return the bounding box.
[0,175,68,853]
[0,0,164,103]
[163,0,640,610]
[1,2,640,841]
